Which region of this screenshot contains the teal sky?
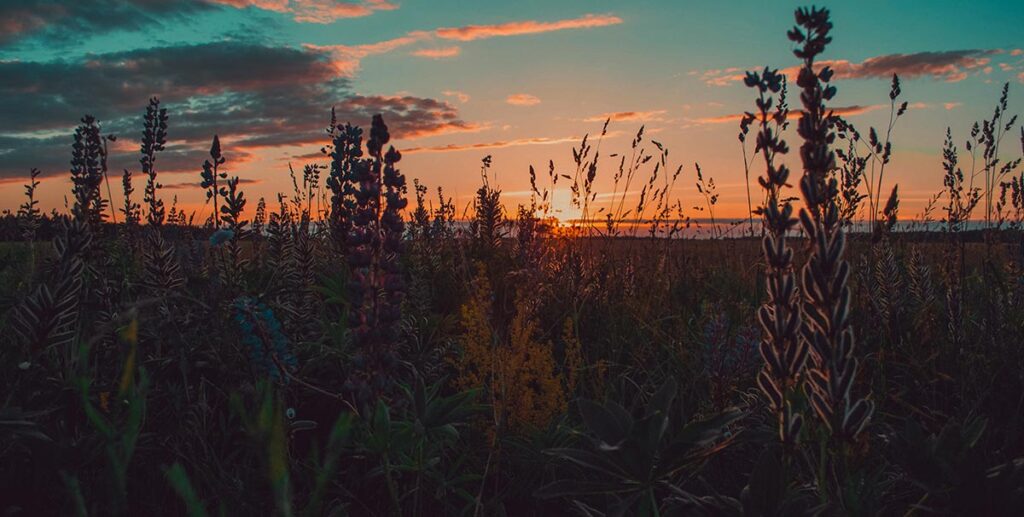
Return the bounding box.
[1,0,1022,220]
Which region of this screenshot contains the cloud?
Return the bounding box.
[944,102,962,110]
[434,13,622,41]
[336,95,483,138]
[0,42,341,133]
[162,178,264,190]
[402,135,582,154]
[309,13,621,75]
[443,90,470,103]
[0,0,214,46]
[209,0,397,23]
[816,50,997,82]
[0,41,475,180]
[692,105,882,125]
[410,46,461,59]
[506,93,541,106]
[583,110,667,122]
[305,31,433,75]
[0,1,399,49]
[701,50,1001,86]
[699,67,743,87]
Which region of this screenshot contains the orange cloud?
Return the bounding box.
[411,46,461,58]
[944,102,962,110]
[435,13,622,41]
[506,93,541,106]
[694,105,883,124]
[306,13,620,75]
[584,110,667,122]
[402,135,582,154]
[699,67,743,86]
[162,178,264,190]
[211,0,397,23]
[443,90,470,103]
[305,31,431,75]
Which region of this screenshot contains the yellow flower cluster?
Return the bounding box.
[561,317,582,395]
[455,266,567,436]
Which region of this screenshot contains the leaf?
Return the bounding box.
[645,378,677,418]
[165,463,210,517]
[578,398,633,448]
[544,447,630,479]
[742,446,786,515]
[535,479,634,499]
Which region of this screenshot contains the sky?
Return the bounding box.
[1,0,1022,222]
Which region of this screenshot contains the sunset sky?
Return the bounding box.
[1,0,1022,222]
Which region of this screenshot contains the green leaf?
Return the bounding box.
[166,463,210,517]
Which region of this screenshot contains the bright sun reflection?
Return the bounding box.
[546,189,584,226]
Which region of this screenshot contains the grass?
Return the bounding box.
[2,5,1024,516]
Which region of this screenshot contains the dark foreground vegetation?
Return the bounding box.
[2,6,1024,516]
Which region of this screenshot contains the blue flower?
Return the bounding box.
[233,296,296,382]
[209,228,235,247]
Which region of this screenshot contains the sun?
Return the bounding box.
[546,189,584,226]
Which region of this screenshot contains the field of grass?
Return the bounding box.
[2,6,1024,516]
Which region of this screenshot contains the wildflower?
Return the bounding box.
[209,228,234,247]
[455,267,566,436]
[233,296,295,382]
[790,6,873,441]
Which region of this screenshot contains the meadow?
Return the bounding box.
[2,6,1024,516]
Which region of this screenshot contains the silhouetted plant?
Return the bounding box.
[141,229,184,292]
[789,6,873,442]
[325,108,362,249]
[17,168,41,242]
[120,168,141,230]
[70,115,110,230]
[743,66,807,446]
[217,172,249,288]
[470,155,505,255]
[141,97,168,227]
[11,220,88,357]
[977,83,1020,227]
[345,115,408,404]
[200,135,227,228]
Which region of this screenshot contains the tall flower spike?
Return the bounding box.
[70,115,108,230]
[745,67,807,445]
[789,6,873,440]
[325,107,363,249]
[141,97,168,227]
[342,115,407,406]
[200,135,227,228]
